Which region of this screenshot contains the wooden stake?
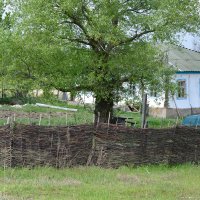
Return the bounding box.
[6,117,10,125]
[141,93,147,128]
[28,112,31,125]
[175,117,179,127]
[13,114,16,122]
[86,135,96,166]
[48,114,51,126]
[93,114,95,125]
[66,113,68,126]
[108,112,111,127]
[97,112,100,126]
[39,114,42,126]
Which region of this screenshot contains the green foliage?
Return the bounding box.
[2,0,200,119]
[12,0,199,88]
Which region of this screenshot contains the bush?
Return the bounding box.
[0,96,38,105]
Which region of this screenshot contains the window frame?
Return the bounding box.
[176,79,187,100]
[150,89,157,98]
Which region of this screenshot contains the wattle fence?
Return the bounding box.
[0,124,199,168]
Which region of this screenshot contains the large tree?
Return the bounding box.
[11,0,200,122]
[0,2,13,98]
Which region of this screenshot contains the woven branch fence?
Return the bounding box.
[0,123,199,168]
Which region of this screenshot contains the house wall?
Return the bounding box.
[169,73,200,109]
[148,96,165,108]
[149,73,200,118]
[149,107,200,118]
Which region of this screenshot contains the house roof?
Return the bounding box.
[166,45,200,72]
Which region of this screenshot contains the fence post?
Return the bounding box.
[108,112,111,127]
[65,113,68,126]
[6,117,10,125]
[86,135,96,166]
[9,121,15,168]
[13,114,16,122]
[175,117,179,127]
[97,112,100,127]
[39,114,42,126]
[93,114,95,125]
[48,114,51,126]
[74,113,77,125]
[141,93,147,128]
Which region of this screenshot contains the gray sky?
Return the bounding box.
[181,33,200,51]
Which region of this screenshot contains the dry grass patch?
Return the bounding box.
[0,193,28,200]
[1,177,81,187]
[117,174,153,185]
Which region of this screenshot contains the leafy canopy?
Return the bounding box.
[5,0,200,110]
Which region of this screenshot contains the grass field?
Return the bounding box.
[0,165,199,200]
[0,101,180,128]
[0,102,94,126]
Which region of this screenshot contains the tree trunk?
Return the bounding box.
[70,91,76,101]
[164,76,170,108]
[164,88,169,108]
[94,94,114,124]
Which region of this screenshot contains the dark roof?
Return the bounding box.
[166,45,200,72]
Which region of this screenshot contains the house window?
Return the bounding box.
[129,84,136,96]
[150,90,157,97]
[177,80,186,98]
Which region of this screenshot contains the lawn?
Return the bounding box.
[0,165,199,200]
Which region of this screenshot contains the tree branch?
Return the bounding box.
[56,84,94,93]
[126,8,151,14]
[119,29,155,45]
[58,36,91,46]
[55,3,99,51]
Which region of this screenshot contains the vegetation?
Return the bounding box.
[0,100,93,126]
[0,98,179,128]
[115,110,180,128]
[0,165,199,200]
[1,0,199,123]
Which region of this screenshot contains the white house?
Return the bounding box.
[149,45,200,118]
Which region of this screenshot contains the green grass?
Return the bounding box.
[0,165,199,199]
[0,103,94,126]
[115,111,181,128]
[0,98,181,128]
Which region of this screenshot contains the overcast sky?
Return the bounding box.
[181,33,200,51]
